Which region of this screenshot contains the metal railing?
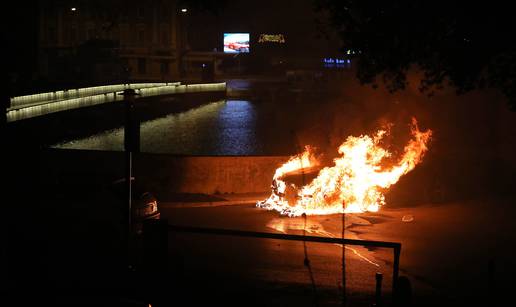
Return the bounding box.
[167,224,401,293]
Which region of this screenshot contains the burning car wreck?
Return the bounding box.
[258,118,432,217]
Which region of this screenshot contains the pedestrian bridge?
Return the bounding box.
[6,82,226,122]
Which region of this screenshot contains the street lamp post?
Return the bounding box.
[120,88,140,268]
[179,7,189,79]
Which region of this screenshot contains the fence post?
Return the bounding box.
[393,245,400,293]
[374,272,383,306]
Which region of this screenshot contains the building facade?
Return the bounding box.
[38,0,186,85]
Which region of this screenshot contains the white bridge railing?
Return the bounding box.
[9,83,179,108]
[6,82,226,122]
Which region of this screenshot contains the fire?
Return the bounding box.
[272,145,319,180]
[257,118,432,216]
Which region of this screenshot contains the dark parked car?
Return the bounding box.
[109,178,160,235]
[132,190,160,228]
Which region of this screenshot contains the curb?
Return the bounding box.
[160,199,260,208]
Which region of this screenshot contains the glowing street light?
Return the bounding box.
[70,7,77,12]
[181,8,188,13]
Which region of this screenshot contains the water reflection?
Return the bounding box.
[216,100,260,155]
[53,99,293,155]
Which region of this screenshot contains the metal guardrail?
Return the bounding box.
[167,224,401,293]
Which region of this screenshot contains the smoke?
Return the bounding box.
[284,67,516,204]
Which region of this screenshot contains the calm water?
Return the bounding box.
[53,99,299,155]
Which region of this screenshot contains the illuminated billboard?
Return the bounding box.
[258,34,285,43]
[223,33,250,53]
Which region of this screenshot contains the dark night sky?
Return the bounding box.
[4,3,39,71]
[3,2,39,98]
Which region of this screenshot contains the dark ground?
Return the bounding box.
[4,146,516,307]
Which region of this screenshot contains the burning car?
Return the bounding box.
[258,118,432,217]
[271,168,319,205]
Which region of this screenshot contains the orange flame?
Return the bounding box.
[273,145,319,180]
[258,118,432,216]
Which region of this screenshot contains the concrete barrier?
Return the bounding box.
[44,149,289,195]
[135,153,288,194]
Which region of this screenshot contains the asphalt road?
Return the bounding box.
[159,198,516,307]
[161,203,402,306]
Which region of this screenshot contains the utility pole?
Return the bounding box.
[121,88,140,269]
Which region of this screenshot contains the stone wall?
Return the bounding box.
[135,154,287,194]
[44,149,288,195]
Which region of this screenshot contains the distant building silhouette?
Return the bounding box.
[38,0,186,85]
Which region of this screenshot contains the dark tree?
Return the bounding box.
[315,0,516,110]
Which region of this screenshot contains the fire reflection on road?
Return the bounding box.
[266,216,381,267]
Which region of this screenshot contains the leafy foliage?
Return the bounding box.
[315,0,516,110]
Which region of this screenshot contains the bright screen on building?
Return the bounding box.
[223,33,250,53]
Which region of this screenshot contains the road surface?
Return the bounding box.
[160,203,407,306]
[159,198,516,306]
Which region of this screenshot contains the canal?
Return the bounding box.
[52,99,319,155]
